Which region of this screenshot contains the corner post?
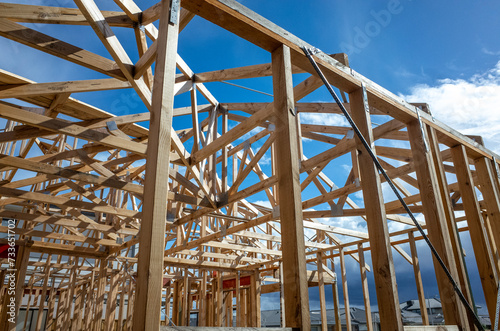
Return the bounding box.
[272,44,310,331]
[132,0,180,330]
[451,144,498,322]
[349,86,403,330]
[407,120,468,327]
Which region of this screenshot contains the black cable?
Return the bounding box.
[301,46,485,330]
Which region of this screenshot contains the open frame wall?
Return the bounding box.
[0,0,499,330]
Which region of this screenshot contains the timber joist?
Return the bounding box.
[0,1,498,330]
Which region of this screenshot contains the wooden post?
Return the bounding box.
[199,270,207,326]
[229,290,234,327]
[331,259,342,331]
[483,215,500,277]
[172,280,180,326]
[208,278,214,326]
[339,248,351,331]
[0,246,30,331]
[164,282,171,327]
[62,259,77,330]
[236,272,241,327]
[47,280,57,331]
[132,0,179,330]
[357,244,372,331]
[74,283,86,331]
[349,86,403,330]
[279,262,285,327]
[117,278,125,331]
[243,288,249,327]
[106,271,119,331]
[426,126,475,329]
[186,276,192,326]
[451,144,498,321]
[182,272,188,325]
[407,120,468,327]
[94,259,107,331]
[272,44,310,331]
[125,277,134,331]
[22,279,35,331]
[317,231,328,331]
[408,232,429,325]
[55,289,65,331]
[217,274,223,326]
[250,274,256,327]
[255,270,261,327]
[84,272,95,331]
[0,270,5,304]
[35,256,51,330]
[474,156,500,254]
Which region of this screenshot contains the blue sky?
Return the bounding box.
[2,0,500,318]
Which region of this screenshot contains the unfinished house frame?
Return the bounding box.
[0,0,499,330]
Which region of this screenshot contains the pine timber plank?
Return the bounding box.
[0,101,147,155]
[474,156,500,254]
[74,0,152,108]
[407,120,469,327]
[0,78,132,98]
[0,186,140,218]
[0,3,134,27]
[451,144,498,322]
[426,126,476,331]
[316,231,327,331]
[349,86,402,330]
[357,244,373,331]
[0,246,30,331]
[132,0,179,330]
[0,70,149,138]
[408,232,430,326]
[0,19,126,80]
[272,45,310,331]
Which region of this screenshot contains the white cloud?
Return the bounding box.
[300,113,348,126]
[401,61,500,154]
[482,47,500,56]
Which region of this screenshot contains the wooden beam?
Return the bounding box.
[105,271,119,331]
[272,44,310,330]
[0,102,147,155]
[474,156,500,254]
[426,125,475,331]
[339,247,351,331]
[0,78,131,98]
[349,86,402,330]
[330,258,342,331]
[0,3,134,27]
[0,153,143,195]
[74,0,152,108]
[451,144,498,322]
[94,259,107,331]
[195,53,348,83]
[0,246,30,331]
[407,120,468,327]
[180,0,500,160]
[0,186,140,218]
[0,19,126,80]
[316,231,327,331]
[358,244,373,331]
[132,0,179,330]
[141,3,194,31]
[408,232,429,325]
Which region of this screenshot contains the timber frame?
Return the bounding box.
[0,1,499,330]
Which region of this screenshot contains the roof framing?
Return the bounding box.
[0,1,499,330]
